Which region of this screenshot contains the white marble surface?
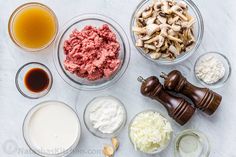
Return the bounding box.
[0,0,236,157]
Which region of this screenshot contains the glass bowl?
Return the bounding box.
[53,13,130,90]
[8,2,58,52]
[83,96,127,138]
[194,52,231,88]
[15,62,53,99]
[174,129,210,157]
[130,0,204,65]
[23,101,81,157]
[128,110,173,154]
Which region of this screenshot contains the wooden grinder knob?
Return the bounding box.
[138,76,195,125]
[161,70,222,115]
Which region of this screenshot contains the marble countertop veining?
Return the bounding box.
[0,0,236,157]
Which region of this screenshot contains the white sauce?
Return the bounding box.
[195,55,225,84]
[25,101,80,155]
[89,96,125,134]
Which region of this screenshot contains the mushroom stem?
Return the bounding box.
[160,72,168,79]
[137,76,146,83]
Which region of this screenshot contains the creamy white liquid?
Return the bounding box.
[25,101,80,155]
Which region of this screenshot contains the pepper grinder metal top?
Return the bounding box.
[160,70,222,115]
[138,76,195,125]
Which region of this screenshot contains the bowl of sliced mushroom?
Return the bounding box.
[131,0,203,65]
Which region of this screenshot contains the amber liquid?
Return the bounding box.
[12,4,57,49]
[24,68,49,93]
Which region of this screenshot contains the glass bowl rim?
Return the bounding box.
[53,13,131,91]
[130,0,204,65]
[83,95,127,138]
[15,62,53,99]
[22,100,82,157]
[128,109,173,154]
[8,2,59,52]
[193,51,232,88]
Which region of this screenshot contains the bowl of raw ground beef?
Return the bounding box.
[53,14,130,90]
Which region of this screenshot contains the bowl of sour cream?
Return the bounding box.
[83,96,127,138]
[23,101,81,157]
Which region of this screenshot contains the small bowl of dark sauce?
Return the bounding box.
[15,62,53,99]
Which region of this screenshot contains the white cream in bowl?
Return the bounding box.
[23,101,81,156]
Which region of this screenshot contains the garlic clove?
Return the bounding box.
[111,137,119,151]
[103,145,114,157]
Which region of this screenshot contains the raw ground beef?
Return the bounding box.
[63,24,121,81]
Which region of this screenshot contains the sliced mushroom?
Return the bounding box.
[174,41,182,53]
[160,39,169,51]
[136,10,143,18]
[181,18,195,28]
[168,16,179,24]
[144,44,157,50]
[157,15,167,24]
[171,5,188,21]
[136,39,143,47]
[146,16,156,25]
[132,26,146,34]
[143,48,150,54]
[161,53,170,59]
[154,1,162,11]
[178,1,187,9]
[136,18,146,27]
[187,29,195,42]
[159,24,171,36]
[150,52,162,59]
[171,24,181,32]
[169,44,179,56]
[142,7,153,19]
[168,29,176,36]
[167,35,183,43]
[146,24,160,36]
[144,34,159,44]
[140,35,152,41]
[155,35,165,48]
[161,1,171,14]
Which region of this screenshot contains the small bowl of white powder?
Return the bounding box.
[84,96,127,138]
[194,52,231,88]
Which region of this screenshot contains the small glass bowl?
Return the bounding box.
[53,13,130,90]
[23,101,81,157]
[174,129,210,157]
[194,52,231,88]
[15,62,53,99]
[128,110,173,154]
[83,96,127,138]
[130,0,204,65]
[8,2,58,52]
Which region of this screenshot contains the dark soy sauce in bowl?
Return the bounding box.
[24,68,49,93]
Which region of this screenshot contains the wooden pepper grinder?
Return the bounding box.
[138,76,195,125]
[160,70,222,115]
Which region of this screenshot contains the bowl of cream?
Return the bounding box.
[129,110,173,154]
[84,96,127,138]
[23,101,81,157]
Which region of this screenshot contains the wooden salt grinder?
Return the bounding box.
[160,70,222,115]
[138,76,195,125]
